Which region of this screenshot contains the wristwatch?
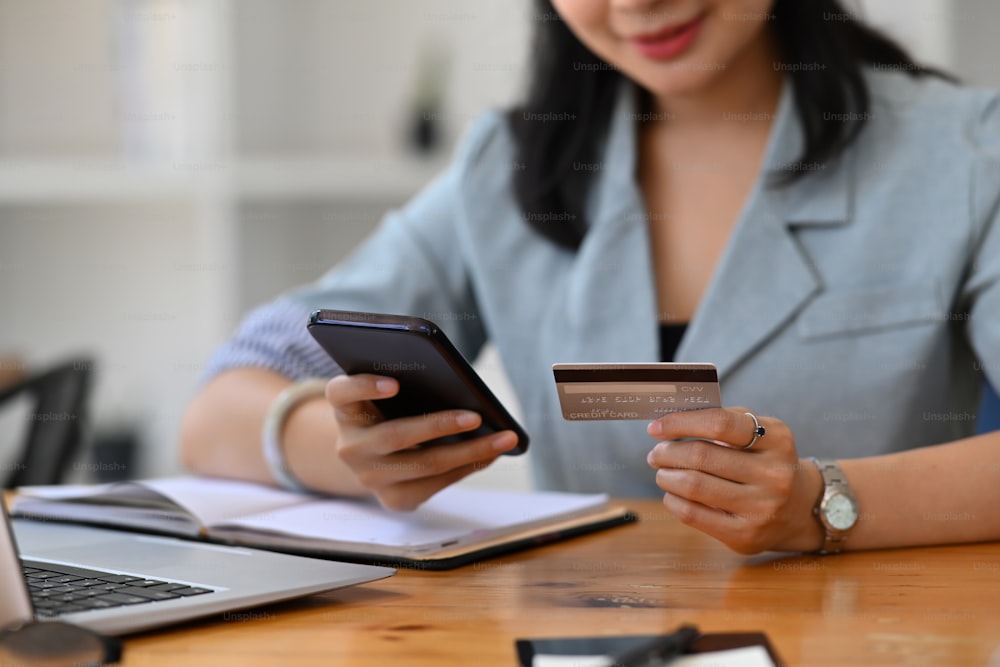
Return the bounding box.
[809,458,859,554]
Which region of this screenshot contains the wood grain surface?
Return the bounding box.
[89,499,1000,667]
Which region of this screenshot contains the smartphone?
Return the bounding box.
[307,309,528,454]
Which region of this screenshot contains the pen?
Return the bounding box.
[609,624,700,667]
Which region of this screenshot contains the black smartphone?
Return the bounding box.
[307,309,528,454]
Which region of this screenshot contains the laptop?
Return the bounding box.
[1,499,394,635]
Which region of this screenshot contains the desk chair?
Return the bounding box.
[0,357,94,488]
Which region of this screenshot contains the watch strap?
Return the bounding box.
[809,457,856,554]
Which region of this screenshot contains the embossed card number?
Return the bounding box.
[552,363,722,421]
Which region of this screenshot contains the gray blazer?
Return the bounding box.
[210,70,1000,497]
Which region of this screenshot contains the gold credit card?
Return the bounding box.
[552,363,722,421]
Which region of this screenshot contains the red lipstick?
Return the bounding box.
[630,15,704,60]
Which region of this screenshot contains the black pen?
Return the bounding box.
[609,624,701,667]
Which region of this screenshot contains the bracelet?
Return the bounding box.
[262,378,328,492]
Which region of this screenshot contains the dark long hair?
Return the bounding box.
[508,0,938,249]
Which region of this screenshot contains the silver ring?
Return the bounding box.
[741,412,765,450]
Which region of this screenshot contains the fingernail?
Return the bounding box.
[492,432,518,451]
[375,378,395,394]
[456,412,479,428]
[647,421,662,437]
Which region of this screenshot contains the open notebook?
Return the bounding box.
[11,477,633,570]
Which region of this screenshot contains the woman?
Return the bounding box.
[181,0,1000,555]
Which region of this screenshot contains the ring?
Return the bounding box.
[741,412,765,450]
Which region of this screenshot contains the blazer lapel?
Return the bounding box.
[676,83,853,380]
[563,81,854,379]
[564,84,660,362]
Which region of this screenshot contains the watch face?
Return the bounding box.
[825,492,858,531]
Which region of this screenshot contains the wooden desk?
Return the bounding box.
[100,499,1000,666]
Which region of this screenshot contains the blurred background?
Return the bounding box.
[1,0,998,490]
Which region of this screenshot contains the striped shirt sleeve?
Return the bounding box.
[201,299,340,383]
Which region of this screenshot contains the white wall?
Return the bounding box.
[233,0,530,157]
[859,0,953,70]
[0,0,533,484]
[948,0,1000,88]
[0,203,219,478]
[861,0,1000,88]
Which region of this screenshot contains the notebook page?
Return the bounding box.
[139,477,314,525]
[14,477,315,532]
[218,486,609,553]
[12,481,202,535]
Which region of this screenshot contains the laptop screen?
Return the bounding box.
[0,500,35,629]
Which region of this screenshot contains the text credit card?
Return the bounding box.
[552,363,722,421]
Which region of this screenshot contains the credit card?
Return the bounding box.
[552,363,722,421]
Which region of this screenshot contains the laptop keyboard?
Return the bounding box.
[22,559,214,618]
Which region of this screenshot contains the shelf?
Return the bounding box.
[0,155,448,205]
[0,159,211,204]
[234,155,448,201]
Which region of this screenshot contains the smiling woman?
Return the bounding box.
[550,0,775,93]
[181,0,1000,559]
[510,0,938,250]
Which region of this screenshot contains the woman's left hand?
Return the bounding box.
[646,407,823,554]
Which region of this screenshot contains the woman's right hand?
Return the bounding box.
[325,373,520,511]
